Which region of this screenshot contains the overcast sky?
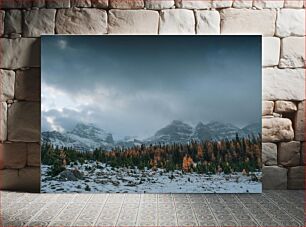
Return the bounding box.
[41,35,261,139]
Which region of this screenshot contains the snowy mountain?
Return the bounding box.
[42,123,114,151]
[42,121,261,151]
[147,120,193,144]
[204,121,241,140]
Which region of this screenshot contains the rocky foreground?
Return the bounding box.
[41,161,262,193]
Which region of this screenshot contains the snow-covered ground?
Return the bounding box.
[41,161,262,193]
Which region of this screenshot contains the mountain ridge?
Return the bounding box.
[42,121,261,151]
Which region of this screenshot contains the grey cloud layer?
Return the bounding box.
[42,36,261,138]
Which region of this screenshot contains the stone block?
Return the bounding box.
[212,0,233,8]
[0,102,7,142]
[175,0,212,9]
[46,0,70,8]
[288,166,304,189]
[262,118,294,142]
[4,9,22,35]
[301,142,305,165]
[56,8,107,34]
[8,102,40,142]
[262,143,277,166]
[71,0,92,7]
[0,38,40,69]
[0,69,15,102]
[262,101,274,115]
[109,0,144,8]
[0,0,32,9]
[262,166,287,189]
[0,167,40,192]
[145,0,174,9]
[15,68,41,101]
[262,37,280,66]
[27,143,40,167]
[109,10,159,34]
[279,141,301,167]
[253,0,284,8]
[159,9,195,34]
[0,143,27,169]
[0,10,4,35]
[280,37,305,68]
[23,9,56,37]
[275,101,297,113]
[91,0,108,8]
[232,0,253,8]
[284,0,304,8]
[32,0,46,8]
[195,10,220,34]
[276,9,305,37]
[294,101,305,141]
[263,68,305,101]
[220,9,276,36]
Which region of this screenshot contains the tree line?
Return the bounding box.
[41,134,261,176]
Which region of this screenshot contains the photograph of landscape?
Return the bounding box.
[41,35,262,193]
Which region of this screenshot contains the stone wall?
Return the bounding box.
[0,0,305,192]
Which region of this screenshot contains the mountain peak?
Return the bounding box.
[171,120,184,125]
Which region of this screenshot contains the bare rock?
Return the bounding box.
[262,143,277,166]
[8,102,40,142]
[0,143,27,169]
[263,68,305,101]
[220,9,276,36]
[262,101,274,115]
[0,69,15,102]
[109,10,159,34]
[195,10,220,34]
[262,166,287,189]
[15,68,41,101]
[279,141,301,167]
[288,166,304,189]
[59,170,78,181]
[276,9,305,37]
[280,37,305,68]
[262,118,294,142]
[4,9,22,35]
[159,9,195,34]
[56,8,107,34]
[0,38,40,69]
[23,9,56,37]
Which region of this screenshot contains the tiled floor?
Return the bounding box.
[1,190,304,226]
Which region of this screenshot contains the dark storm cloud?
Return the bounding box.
[41,36,261,138]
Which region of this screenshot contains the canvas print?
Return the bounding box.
[41,36,262,193]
